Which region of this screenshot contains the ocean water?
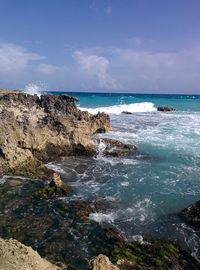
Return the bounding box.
[50,92,200,259]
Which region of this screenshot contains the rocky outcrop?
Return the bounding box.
[0,238,63,270]
[0,92,111,178]
[121,111,133,115]
[33,172,70,197]
[98,138,137,157]
[180,200,200,227]
[157,106,175,112]
[92,254,119,270]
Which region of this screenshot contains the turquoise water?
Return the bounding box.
[50,92,200,259]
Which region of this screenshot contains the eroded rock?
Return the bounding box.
[92,254,119,270]
[99,138,137,158]
[0,237,63,270]
[0,92,111,178]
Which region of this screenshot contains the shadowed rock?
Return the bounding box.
[121,111,133,115]
[180,200,200,228]
[157,106,175,112]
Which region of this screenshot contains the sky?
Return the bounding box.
[0,0,200,94]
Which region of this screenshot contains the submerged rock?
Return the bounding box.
[157,106,175,112]
[92,254,119,270]
[0,91,111,178]
[180,200,200,227]
[100,138,137,157]
[0,237,63,270]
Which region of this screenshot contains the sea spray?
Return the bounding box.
[24,81,47,96]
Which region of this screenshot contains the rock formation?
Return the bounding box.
[157,106,175,112]
[98,138,137,157]
[180,200,200,227]
[91,254,119,270]
[0,238,63,270]
[0,91,111,178]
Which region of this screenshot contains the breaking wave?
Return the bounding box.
[79,102,157,115]
[24,81,47,97]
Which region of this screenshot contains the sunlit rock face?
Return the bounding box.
[0,91,111,178]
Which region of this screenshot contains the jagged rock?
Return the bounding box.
[100,138,137,157]
[34,173,70,197]
[0,238,63,270]
[180,200,200,227]
[122,111,133,115]
[0,91,111,178]
[157,106,175,112]
[92,254,119,270]
[51,173,63,188]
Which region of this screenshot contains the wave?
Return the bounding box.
[79,102,157,114]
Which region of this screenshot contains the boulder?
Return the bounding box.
[180,200,200,227]
[99,138,137,157]
[157,106,175,112]
[0,238,63,270]
[92,254,119,270]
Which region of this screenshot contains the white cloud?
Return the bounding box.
[114,48,176,69]
[105,6,112,15]
[73,50,119,90]
[37,63,60,75]
[0,43,45,72]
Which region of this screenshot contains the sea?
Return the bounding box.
[1,90,199,263]
[48,92,200,260]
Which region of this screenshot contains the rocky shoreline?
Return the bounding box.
[0,90,199,270]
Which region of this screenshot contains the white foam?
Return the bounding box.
[79,102,157,115]
[89,212,116,223]
[24,81,47,97]
[46,163,66,174]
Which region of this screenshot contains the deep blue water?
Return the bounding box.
[49,92,200,259]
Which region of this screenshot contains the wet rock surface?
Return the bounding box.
[180,200,200,228]
[0,178,199,270]
[100,138,137,158]
[121,111,133,115]
[157,106,176,112]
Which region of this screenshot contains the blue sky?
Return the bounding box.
[0,0,200,93]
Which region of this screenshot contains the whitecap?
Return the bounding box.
[79,102,157,115]
[89,212,116,223]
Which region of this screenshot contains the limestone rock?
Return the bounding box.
[0,237,63,270]
[0,92,111,178]
[100,138,137,157]
[51,172,63,188]
[92,254,119,270]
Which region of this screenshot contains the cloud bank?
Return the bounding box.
[0,42,200,93]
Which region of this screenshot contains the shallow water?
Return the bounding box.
[48,92,200,260]
[1,92,200,263]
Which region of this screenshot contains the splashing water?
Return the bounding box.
[24,81,47,96]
